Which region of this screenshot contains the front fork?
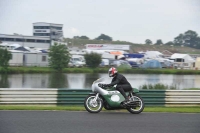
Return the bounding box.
[128,92,134,101]
[89,93,100,107]
[93,93,99,102]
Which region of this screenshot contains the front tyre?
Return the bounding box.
[84,95,103,113]
[127,94,145,114]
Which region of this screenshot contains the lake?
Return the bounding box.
[0,73,200,90]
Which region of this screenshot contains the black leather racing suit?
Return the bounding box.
[108,73,132,100]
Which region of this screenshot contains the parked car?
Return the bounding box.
[160,61,173,68]
[68,60,85,67]
[128,61,140,68]
[99,59,109,67]
[107,58,116,66]
[111,60,131,68]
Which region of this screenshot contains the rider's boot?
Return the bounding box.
[120,98,129,108]
[122,97,130,104]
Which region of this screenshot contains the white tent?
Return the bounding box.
[170,53,195,63]
[195,57,200,70]
[144,51,163,59]
[171,53,195,69]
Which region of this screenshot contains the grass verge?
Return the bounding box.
[0,105,199,113]
[1,67,200,74]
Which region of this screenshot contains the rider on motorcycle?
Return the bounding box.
[102,67,133,103]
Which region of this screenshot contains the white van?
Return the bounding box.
[69,55,86,67]
[99,59,109,67]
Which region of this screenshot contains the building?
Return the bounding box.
[0,22,64,49]
[9,50,24,66]
[24,52,49,67]
[0,34,50,49]
[195,57,200,70]
[33,22,63,41]
[86,44,130,51]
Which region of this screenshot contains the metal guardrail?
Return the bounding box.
[165,90,200,106]
[0,89,200,106]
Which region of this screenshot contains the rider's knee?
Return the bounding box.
[116,85,122,90]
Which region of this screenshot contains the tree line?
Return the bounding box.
[145,30,200,49]
[73,30,200,49]
[73,34,112,41]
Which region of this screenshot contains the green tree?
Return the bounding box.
[145,39,152,45]
[84,52,102,68]
[48,43,71,72]
[0,48,12,70]
[174,30,200,48]
[95,34,112,41]
[184,30,199,48]
[174,34,184,46]
[165,41,174,45]
[80,36,89,39]
[196,37,200,49]
[155,39,163,45]
[73,36,90,39]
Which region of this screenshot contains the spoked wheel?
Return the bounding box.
[84,95,103,113]
[127,93,144,114]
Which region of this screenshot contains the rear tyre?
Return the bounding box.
[127,94,144,114]
[84,95,103,113]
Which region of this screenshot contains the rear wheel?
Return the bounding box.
[84,95,103,113]
[127,93,144,114]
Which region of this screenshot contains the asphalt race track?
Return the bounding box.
[0,111,199,133]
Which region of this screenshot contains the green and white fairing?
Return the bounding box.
[92,77,139,107]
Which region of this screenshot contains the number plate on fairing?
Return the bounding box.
[108,91,119,95]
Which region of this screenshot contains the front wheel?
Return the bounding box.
[84,95,103,113]
[127,94,145,114]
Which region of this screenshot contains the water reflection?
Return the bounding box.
[67,74,85,89]
[0,73,200,89]
[49,73,67,88]
[0,74,10,88]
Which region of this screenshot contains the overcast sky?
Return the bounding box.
[0,0,200,44]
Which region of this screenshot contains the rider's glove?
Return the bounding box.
[103,84,110,88]
[98,83,103,88]
[98,84,109,88]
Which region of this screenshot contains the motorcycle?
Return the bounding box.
[84,77,144,114]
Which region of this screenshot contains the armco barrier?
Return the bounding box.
[165,90,200,106]
[0,89,200,106]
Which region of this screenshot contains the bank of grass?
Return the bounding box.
[0,105,199,113]
[183,88,200,90]
[1,67,200,74]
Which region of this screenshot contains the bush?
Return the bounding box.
[0,48,12,71]
[84,52,102,68]
[48,43,71,72]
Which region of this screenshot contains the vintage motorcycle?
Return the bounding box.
[84,77,144,114]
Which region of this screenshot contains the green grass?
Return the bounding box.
[183,88,200,90]
[1,67,200,74]
[0,105,199,113]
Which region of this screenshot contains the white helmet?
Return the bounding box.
[108,67,117,77]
